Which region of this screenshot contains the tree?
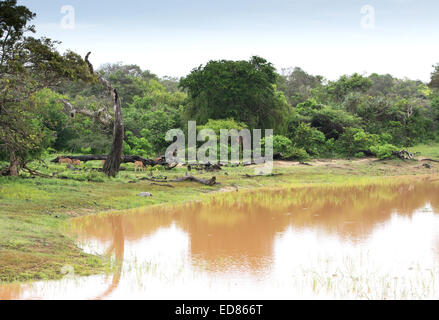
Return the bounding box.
[430,64,439,90]
[295,99,362,140]
[277,67,323,106]
[60,52,125,177]
[326,73,373,102]
[98,63,157,106]
[0,0,91,176]
[367,73,395,96]
[180,56,288,131]
[124,79,185,154]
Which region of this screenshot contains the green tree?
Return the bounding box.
[0,0,91,175]
[98,63,157,106]
[326,73,373,102]
[124,80,185,154]
[180,56,288,131]
[291,123,326,156]
[277,67,323,106]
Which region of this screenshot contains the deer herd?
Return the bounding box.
[58,156,147,173]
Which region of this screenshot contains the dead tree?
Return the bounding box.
[139,175,218,186]
[86,52,124,177]
[58,52,124,177]
[392,150,415,160]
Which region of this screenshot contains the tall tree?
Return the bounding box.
[0,0,91,176]
[60,52,125,177]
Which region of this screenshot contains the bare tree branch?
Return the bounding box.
[57,98,112,127]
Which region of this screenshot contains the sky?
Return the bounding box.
[17,0,439,82]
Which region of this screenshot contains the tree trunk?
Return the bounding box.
[103,89,124,177]
[8,149,20,176]
[85,52,124,177]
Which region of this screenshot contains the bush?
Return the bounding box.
[284,146,310,162]
[261,135,311,161]
[370,144,399,159]
[197,118,248,135]
[80,147,92,154]
[291,123,326,156]
[262,135,292,156]
[124,130,154,157]
[335,128,380,157]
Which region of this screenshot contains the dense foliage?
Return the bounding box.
[0,0,91,175]
[1,0,438,175]
[179,56,289,132]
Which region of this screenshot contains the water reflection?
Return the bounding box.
[2,177,439,299]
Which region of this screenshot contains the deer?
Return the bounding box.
[72,159,81,166]
[59,156,73,165]
[134,161,145,172]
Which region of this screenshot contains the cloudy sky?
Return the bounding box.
[18,0,439,81]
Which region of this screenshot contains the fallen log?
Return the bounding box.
[150,182,175,188]
[139,175,218,186]
[22,166,51,178]
[186,163,222,172]
[139,176,168,183]
[51,155,106,163]
[51,155,173,168]
[420,158,439,163]
[241,173,283,178]
[171,176,217,186]
[392,150,415,160]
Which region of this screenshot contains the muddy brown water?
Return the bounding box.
[2,176,439,299]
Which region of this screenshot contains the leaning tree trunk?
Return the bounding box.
[85,52,124,177]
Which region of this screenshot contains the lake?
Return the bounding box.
[1,176,439,299]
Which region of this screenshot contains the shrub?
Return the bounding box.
[284,146,310,162]
[262,135,292,155]
[335,128,380,157]
[370,144,399,159]
[291,123,326,156]
[80,147,92,154]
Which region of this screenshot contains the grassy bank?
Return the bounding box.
[0,152,438,283]
[408,143,439,160]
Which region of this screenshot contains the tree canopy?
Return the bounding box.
[180,56,289,132]
[0,0,91,175]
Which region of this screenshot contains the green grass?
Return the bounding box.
[408,142,439,160]
[0,150,437,284]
